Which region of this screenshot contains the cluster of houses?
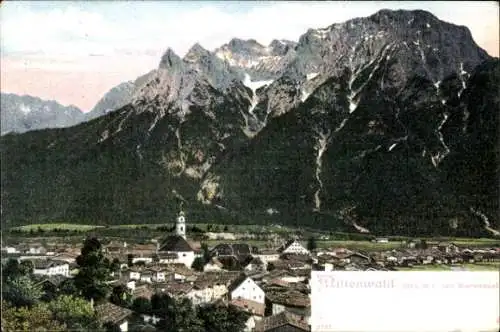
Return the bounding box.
[2,212,500,331]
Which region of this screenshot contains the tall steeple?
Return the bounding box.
[175,202,186,240]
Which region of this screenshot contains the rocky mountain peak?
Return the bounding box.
[159,48,184,71]
[184,43,211,63]
[269,39,297,55]
[6,9,497,237]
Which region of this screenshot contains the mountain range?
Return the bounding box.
[0,93,85,135]
[1,9,498,237]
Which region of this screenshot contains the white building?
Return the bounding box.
[186,283,229,306]
[228,275,265,304]
[132,257,153,264]
[2,246,19,254]
[32,260,69,277]
[279,240,310,256]
[96,302,133,332]
[129,270,141,281]
[157,210,195,268]
[255,250,280,265]
[203,258,224,272]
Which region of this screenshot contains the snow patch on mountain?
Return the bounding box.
[306,73,319,81]
[313,128,331,211]
[242,73,273,93]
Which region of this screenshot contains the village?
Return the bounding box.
[2,210,500,332]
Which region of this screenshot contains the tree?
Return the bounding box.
[132,297,152,315]
[152,253,160,263]
[1,300,67,332]
[198,303,249,332]
[74,237,111,301]
[307,236,317,251]
[2,259,22,282]
[201,243,211,262]
[19,260,35,275]
[151,293,175,316]
[110,258,121,273]
[152,294,203,332]
[109,284,132,307]
[191,257,205,272]
[2,258,33,281]
[59,278,79,295]
[223,225,229,232]
[127,253,135,267]
[3,275,45,307]
[48,295,99,331]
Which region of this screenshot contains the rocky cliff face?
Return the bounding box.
[0,93,84,135]
[1,9,498,236]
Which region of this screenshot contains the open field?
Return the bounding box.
[10,223,105,232]
[398,263,500,271]
[5,223,499,250]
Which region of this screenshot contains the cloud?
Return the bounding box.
[1,1,498,61]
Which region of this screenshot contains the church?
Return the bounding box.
[156,209,196,268]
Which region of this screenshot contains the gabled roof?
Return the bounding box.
[227,273,251,293]
[35,275,68,287]
[158,235,193,252]
[266,289,310,308]
[278,239,298,253]
[96,302,133,325]
[31,259,67,269]
[254,311,310,332]
[230,298,265,316]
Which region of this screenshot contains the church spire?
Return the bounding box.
[175,202,186,239]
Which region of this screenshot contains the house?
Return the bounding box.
[244,257,265,273]
[373,237,389,243]
[148,266,168,282]
[210,243,255,266]
[32,259,70,277]
[96,302,133,332]
[255,250,281,264]
[132,284,154,300]
[345,252,372,265]
[27,244,47,255]
[265,290,311,318]
[205,232,237,240]
[230,299,265,331]
[140,271,153,283]
[34,275,68,299]
[204,257,224,272]
[53,252,78,264]
[437,242,460,254]
[186,279,230,306]
[156,281,194,299]
[128,267,142,280]
[1,246,19,254]
[228,274,265,304]
[278,240,310,256]
[254,311,310,332]
[132,256,153,265]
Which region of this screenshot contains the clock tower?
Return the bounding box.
[176,209,186,240]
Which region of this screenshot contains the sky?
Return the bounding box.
[1,1,498,111]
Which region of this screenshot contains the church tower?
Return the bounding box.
[176,210,186,240]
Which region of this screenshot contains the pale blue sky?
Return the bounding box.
[1,1,498,110]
